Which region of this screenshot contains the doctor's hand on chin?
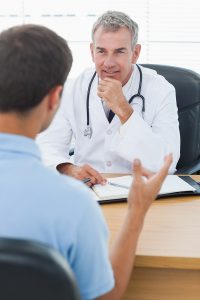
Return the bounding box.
[57,162,106,187]
[97,77,133,124]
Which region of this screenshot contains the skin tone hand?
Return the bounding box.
[96,154,172,300]
[97,77,133,124]
[128,153,173,215]
[57,163,106,187]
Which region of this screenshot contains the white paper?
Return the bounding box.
[159,175,196,194]
[92,175,196,201]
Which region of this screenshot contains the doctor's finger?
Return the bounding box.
[98,82,115,92]
[99,80,113,87]
[101,77,120,85]
[84,165,106,184]
[97,90,108,100]
[97,85,105,93]
[86,176,97,186]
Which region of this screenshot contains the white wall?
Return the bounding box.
[0,0,199,78]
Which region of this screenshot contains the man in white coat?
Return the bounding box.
[37,10,180,185]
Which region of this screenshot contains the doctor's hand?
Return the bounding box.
[127,154,172,221]
[97,77,133,124]
[57,163,106,186]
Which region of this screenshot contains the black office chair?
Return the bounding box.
[141,64,200,174]
[0,238,82,300]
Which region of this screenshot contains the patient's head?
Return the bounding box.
[0,24,72,115]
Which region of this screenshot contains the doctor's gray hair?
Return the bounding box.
[92,11,139,49]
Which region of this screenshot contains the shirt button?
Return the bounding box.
[106,161,112,167]
[107,129,112,135]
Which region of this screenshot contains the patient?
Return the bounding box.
[0,24,172,300]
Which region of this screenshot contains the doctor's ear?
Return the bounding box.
[131,44,141,64]
[90,43,95,62]
[48,85,63,112]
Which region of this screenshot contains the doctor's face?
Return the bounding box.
[90,26,141,86]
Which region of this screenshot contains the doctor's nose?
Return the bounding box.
[103,56,116,68]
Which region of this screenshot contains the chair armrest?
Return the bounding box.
[175,160,200,175]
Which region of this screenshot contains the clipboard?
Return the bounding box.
[156,176,200,199]
[95,176,200,204]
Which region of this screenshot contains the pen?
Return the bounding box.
[82,178,91,184]
[107,182,129,190]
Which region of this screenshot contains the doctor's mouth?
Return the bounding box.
[101,70,120,78]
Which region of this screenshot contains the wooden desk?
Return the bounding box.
[101,175,200,300]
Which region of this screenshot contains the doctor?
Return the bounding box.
[37,10,180,184]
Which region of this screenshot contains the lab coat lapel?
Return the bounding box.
[89,82,111,128]
[92,98,121,130]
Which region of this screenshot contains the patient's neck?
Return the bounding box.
[0,112,39,139]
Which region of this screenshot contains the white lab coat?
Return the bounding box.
[37,65,180,173]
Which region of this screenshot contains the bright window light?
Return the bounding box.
[0,0,199,78]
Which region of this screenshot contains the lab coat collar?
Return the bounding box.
[122,64,138,97]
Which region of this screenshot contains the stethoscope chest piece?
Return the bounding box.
[84,125,93,139]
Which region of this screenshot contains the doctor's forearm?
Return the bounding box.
[57,162,74,175]
[56,163,86,181]
[117,103,133,124]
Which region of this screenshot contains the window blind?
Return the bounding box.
[0,0,199,77]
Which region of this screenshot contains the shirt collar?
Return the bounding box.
[0,133,41,161]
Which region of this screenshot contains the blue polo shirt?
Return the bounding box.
[0,133,114,300]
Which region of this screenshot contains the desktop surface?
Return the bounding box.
[101,175,200,300]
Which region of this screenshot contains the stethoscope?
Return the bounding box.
[84,64,145,139]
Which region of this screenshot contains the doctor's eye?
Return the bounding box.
[97,50,104,54]
[96,47,105,54]
[116,48,126,54]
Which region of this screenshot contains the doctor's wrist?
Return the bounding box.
[57,162,75,175]
[117,103,134,124]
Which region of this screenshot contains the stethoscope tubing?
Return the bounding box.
[85,64,145,137]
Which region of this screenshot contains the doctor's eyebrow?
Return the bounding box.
[96,47,106,53]
[95,47,127,53]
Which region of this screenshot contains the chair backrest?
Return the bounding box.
[0,238,82,300]
[141,64,200,173]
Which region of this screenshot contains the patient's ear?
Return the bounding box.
[39,86,63,133]
[48,86,63,112]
